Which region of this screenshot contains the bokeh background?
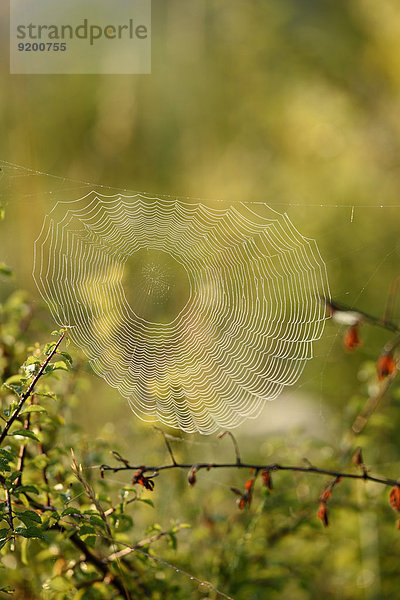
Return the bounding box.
[1,1,400,598]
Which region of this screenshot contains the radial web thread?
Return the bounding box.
[33,192,330,434]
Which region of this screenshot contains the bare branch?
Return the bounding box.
[101,454,400,488]
[154,426,177,465]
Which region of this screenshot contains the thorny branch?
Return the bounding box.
[100,432,400,530]
[100,445,400,488]
[0,331,65,445]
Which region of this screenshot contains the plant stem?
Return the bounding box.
[101,459,399,488]
[0,332,65,446]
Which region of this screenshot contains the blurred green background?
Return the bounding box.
[1,1,400,598]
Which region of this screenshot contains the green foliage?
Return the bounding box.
[1,288,400,599]
[0,296,195,600]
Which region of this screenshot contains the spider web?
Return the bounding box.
[30,186,329,434]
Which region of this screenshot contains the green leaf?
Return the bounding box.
[9,429,40,442]
[61,507,82,518]
[14,485,40,496]
[48,576,71,592]
[2,383,22,396]
[4,375,24,385]
[0,512,9,525]
[24,356,41,367]
[59,352,73,365]
[0,263,12,277]
[113,513,133,532]
[44,342,57,355]
[23,364,39,377]
[80,534,96,547]
[15,525,43,539]
[45,512,61,526]
[21,405,47,415]
[3,402,18,418]
[7,470,22,482]
[78,524,96,536]
[169,532,177,550]
[0,450,14,461]
[0,539,9,551]
[0,459,11,473]
[97,493,111,503]
[35,391,56,400]
[52,361,69,372]
[16,510,42,525]
[52,328,67,337]
[89,515,107,529]
[138,498,154,508]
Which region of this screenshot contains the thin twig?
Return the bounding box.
[352,374,395,434]
[384,332,400,354]
[100,458,400,488]
[111,450,131,466]
[218,430,242,464]
[15,412,31,487]
[107,524,187,562]
[384,276,400,326]
[323,297,400,334]
[71,450,111,537]
[104,493,138,517]
[0,332,65,446]
[38,440,52,507]
[154,426,177,465]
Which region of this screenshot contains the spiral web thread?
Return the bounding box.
[33,192,330,434]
